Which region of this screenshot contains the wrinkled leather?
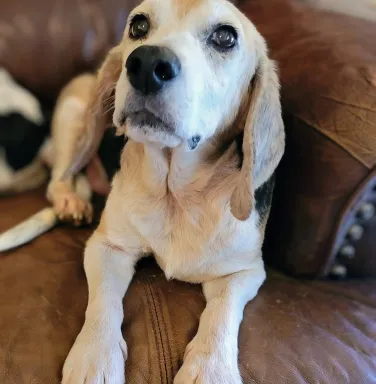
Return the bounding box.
[0,0,138,102]
[1,190,376,384]
[238,0,376,277]
[239,0,376,167]
[264,117,369,277]
[1,0,376,382]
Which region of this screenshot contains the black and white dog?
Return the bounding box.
[0,68,50,194]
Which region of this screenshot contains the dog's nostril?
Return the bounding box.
[154,61,179,82]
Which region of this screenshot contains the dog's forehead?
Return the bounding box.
[171,0,205,17]
[134,0,241,27]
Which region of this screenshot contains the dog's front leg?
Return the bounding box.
[62,232,138,384]
[46,128,93,226]
[174,259,266,384]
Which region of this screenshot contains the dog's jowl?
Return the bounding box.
[62,0,285,383]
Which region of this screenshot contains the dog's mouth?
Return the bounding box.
[126,109,173,133]
[120,107,182,147]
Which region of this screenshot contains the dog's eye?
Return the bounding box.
[210,25,237,49]
[129,14,150,39]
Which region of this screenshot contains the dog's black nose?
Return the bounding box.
[126,46,181,95]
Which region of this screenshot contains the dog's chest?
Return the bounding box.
[109,142,262,283]
[125,180,260,283]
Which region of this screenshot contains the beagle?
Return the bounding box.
[62,0,285,383]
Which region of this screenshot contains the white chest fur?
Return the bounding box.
[103,140,263,284]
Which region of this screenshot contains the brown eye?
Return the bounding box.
[210,25,237,49]
[129,14,150,39]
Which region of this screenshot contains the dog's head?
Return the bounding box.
[70,0,284,220]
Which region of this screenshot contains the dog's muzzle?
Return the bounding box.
[126,45,181,95]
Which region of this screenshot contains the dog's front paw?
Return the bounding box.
[174,337,242,384]
[62,326,127,384]
[54,192,93,226]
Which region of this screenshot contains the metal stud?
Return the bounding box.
[347,224,364,241]
[339,244,355,259]
[357,202,375,221]
[330,264,347,278]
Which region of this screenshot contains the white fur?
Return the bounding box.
[62,1,284,383]
[0,148,48,195]
[113,0,261,149]
[0,68,44,125]
[0,74,98,252]
[0,208,57,252]
[0,173,92,252]
[0,148,15,187]
[63,141,264,384]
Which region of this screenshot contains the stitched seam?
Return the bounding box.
[142,276,164,383]
[155,287,176,380]
[147,279,170,384]
[145,278,169,384]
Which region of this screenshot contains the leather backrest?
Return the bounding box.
[0,0,139,101]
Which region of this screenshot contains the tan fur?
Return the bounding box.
[0,74,107,251]
[45,74,98,224]
[231,51,284,220]
[63,47,123,178]
[62,1,285,383]
[172,0,202,17]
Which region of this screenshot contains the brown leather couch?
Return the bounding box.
[0,0,375,383]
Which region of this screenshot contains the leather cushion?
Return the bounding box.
[0,190,375,383]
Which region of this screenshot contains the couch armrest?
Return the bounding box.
[239,0,376,278]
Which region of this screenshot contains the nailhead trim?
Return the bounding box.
[331,200,375,279]
[330,264,347,279]
[339,244,356,259]
[357,202,375,221]
[347,224,364,242]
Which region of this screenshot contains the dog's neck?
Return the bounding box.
[135,131,240,199]
[168,142,213,193]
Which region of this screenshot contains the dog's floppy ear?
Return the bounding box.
[230,46,285,221]
[63,45,123,178]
